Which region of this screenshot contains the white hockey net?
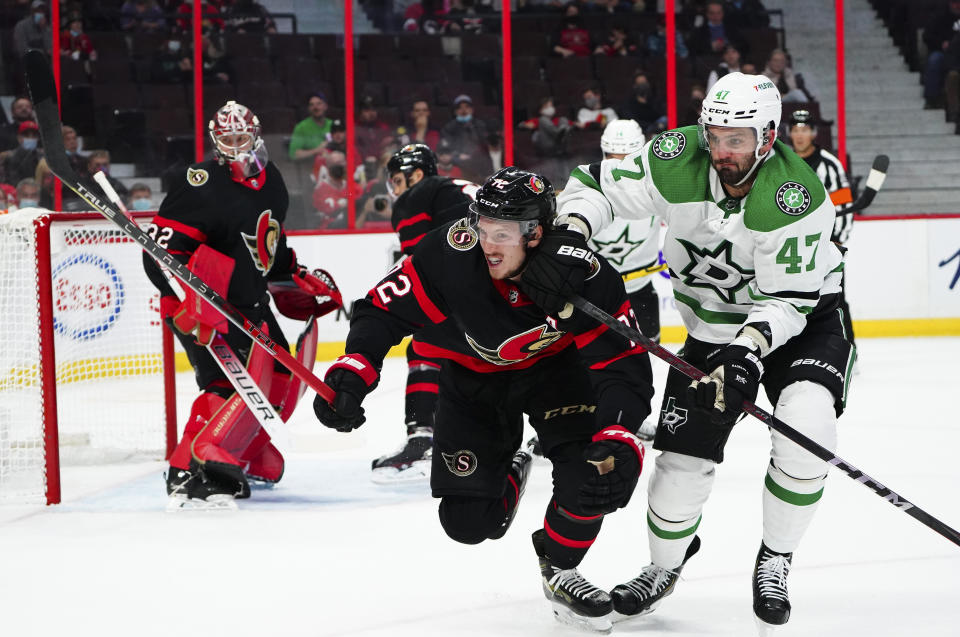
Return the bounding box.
[0,209,173,505]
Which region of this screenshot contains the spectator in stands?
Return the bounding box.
[85,150,129,202]
[120,0,167,33]
[356,152,394,230]
[723,0,770,29]
[1,121,42,187]
[129,183,155,211]
[312,150,356,230]
[325,118,347,155]
[486,130,504,173]
[706,43,742,90]
[397,100,440,150]
[595,0,633,14]
[576,86,618,129]
[60,16,97,63]
[13,1,53,57]
[762,48,813,103]
[645,14,689,59]
[15,177,40,211]
[741,61,758,75]
[175,1,224,35]
[150,37,191,83]
[182,32,231,84]
[682,83,706,126]
[435,139,462,178]
[223,0,277,34]
[531,96,571,157]
[0,97,35,151]
[922,1,960,115]
[445,0,490,34]
[594,25,637,57]
[551,13,591,58]
[688,0,744,57]
[616,71,666,134]
[355,95,393,163]
[440,93,488,179]
[289,93,332,162]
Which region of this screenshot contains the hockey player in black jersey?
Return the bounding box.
[370,143,479,483]
[313,167,654,632]
[143,101,339,508]
[788,109,857,346]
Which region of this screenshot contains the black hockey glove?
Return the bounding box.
[578,426,645,515]
[520,228,594,315]
[687,335,765,426]
[313,354,380,432]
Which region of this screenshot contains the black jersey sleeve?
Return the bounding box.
[431,178,476,227]
[345,233,450,368]
[561,259,654,432]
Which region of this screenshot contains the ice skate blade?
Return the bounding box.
[754,615,780,636]
[370,460,431,484]
[165,493,238,512]
[610,606,658,624]
[549,601,612,634]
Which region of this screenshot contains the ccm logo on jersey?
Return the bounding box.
[790,358,845,382]
[557,245,594,261]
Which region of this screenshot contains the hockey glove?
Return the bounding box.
[578,426,645,515]
[269,267,343,320]
[519,228,594,315]
[169,292,226,346]
[687,332,765,426]
[313,354,380,432]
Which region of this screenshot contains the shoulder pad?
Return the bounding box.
[646,126,712,204]
[744,141,828,232]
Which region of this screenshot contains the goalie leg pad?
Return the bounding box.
[278,318,319,421]
[169,390,228,470]
[245,440,285,483]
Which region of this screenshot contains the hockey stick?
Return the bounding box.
[24,50,335,405]
[845,154,888,213]
[569,294,960,548]
[92,170,290,446]
[622,262,668,282]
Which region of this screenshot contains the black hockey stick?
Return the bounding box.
[570,294,960,548]
[846,154,888,213]
[24,50,336,405]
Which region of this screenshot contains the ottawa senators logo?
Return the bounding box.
[524,175,545,194]
[465,324,564,365]
[241,210,281,273]
[447,217,478,251]
[441,450,478,477]
[186,167,209,187]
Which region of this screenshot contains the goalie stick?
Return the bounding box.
[569,294,960,549]
[93,170,290,446]
[846,154,888,213]
[24,50,335,406]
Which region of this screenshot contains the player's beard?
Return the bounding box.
[711,154,756,186]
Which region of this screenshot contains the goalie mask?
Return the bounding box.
[209,101,269,181]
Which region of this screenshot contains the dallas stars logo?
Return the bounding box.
[661,397,688,434]
[676,238,754,303]
[652,131,686,160]
[776,181,811,216]
[590,225,643,266]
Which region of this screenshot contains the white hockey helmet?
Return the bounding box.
[209,101,269,181]
[698,72,781,159]
[600,119,645,156]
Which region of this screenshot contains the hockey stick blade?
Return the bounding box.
[570,294,960,548]
[25,50,336,405]
[847,154,889,213]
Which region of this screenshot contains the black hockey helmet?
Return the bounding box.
[788,109,817,129]
[387,143,438,179]
[469,167,556,240]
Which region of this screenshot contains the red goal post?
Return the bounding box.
[0,210,176,505]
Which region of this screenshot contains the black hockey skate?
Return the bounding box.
[533,528,613,634]
[489,447,533,539]
[753,542,792,632]
[165,460,250,512]
[610,535,701,621]
[371,425,433,484]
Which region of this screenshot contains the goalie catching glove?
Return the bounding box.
[687,325,768,425]
[312,353,380,432]
[269,267,343,320]
[578,425,645,515]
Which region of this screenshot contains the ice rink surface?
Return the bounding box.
[0,337,958,637]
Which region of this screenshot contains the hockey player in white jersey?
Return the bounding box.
[587,119,662,441]
[528,72,855,633]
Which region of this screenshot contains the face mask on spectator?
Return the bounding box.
[541,106,555,118]
[634,83,650,98]
[33,12,44,24]
[21,138,38,151]
[584,96,600,109]
[70,29,80,37]
[168,40,181,53]
[456,114,472,123]
[131,198,153,211]
[329,165,345,180]
[19,199,38,208]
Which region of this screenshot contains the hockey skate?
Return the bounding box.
[489,447,533,539]
[533,529,613,634]
[165,461,249,512]
[609,535,701,622]
[636,418,657,442]
[753,542,792,635]
[370,425,433,484]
